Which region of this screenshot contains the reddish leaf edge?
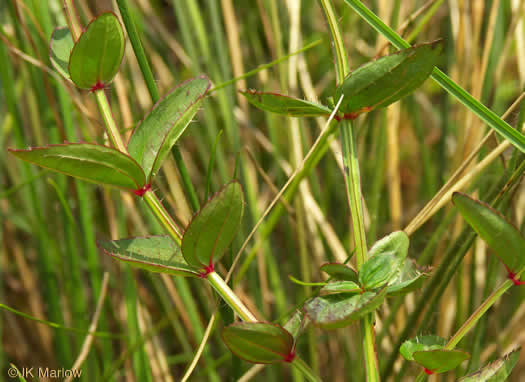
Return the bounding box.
[127,75,211,181]
[96,235,200,277]
[221,322,296,364]
[8,142,147,191]
[240,89,372,121]
[67,11,126,90]
[452,192,525,280]
[182,180,244,264]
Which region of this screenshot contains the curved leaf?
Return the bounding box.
[452,192,525,272]
[9,143,145,190]
[320,263,359,283]
[359,231,410,290]
[128,76,211,181]
[222,322,294,364]
[400,335,446,361]
[387,259,430,296]
[304,287,387,329]
[182,182,244,269]
[49,27,74,81]
[459,348,521,382]
[69,12,125,89]
[335,40,443,115]
[98,235,199,277]
[413,349,470,374]
[241,90,332,117]
[320,281,361,295]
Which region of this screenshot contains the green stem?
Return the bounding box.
[318,0,349,85]
[318,0,379,379]
[63,0,82,40]
[292,357,323,382]
[143,190,183,244]
[93,90,127,152]
[115,0,201,212]
[206,271,257,322]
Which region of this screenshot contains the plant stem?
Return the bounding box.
[93,90,127,152]
[292,357,323,382]
[318,0,379,379]
[206,271,257,322]
[143,190,183,244]
[115,0,201,213]
[63,0,82,40]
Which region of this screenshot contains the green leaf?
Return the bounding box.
[241,90,332,117]
[69,12,125,89]
[320,263,359,283]
[304,288,387,329]
[387,259,430,296]
[182,182,244,269]
[320,281,361,295]
[128,76,211,181]
[283,310,309,340]
[452,192,525,272]
[368,231,410,259]
[49,27,74,81]
[222,322,295,364]
[459,348,521,382]
[413,349,470,374]
[9,143,145,191]
[98,235,199,277]
[359,231,410,290]
[359,252,400,290]
[335,40,443,116]
[400,335,447,361]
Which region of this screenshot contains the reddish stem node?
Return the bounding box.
[507,271,525,286]
[89,80,106,93]
[133,183,151,197]
[284,350,296,363]
[424,368,434,375]
[198,264,215,278]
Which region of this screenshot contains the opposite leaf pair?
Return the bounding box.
[98,182,244,277]
[242,40,443,120]
[13,13,211,195]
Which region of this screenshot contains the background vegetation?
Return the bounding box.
[1,0,524,380]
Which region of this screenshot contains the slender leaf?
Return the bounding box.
[128,76,211,181]
[304,287,387,329]
[320,281,361,295]
[320,263,359,283]
[69,12,125,89]
[9,143,146,190]
[182,182,244,269]
[98,236,199,277]
[335,40,442,115]
[49,27,74,81]
[413,349,470,374]
[459,348,521,382]
[453,192,525,272]
[222,322,294,364]
[241,90,332,117]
